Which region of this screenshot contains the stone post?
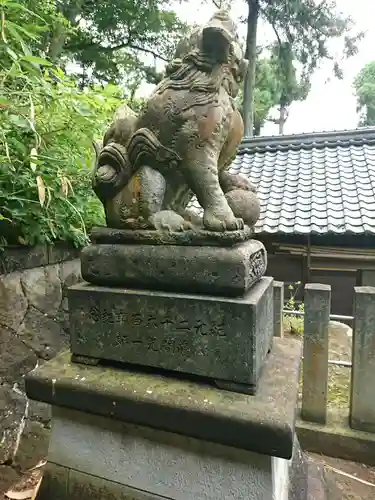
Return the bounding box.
[273,281,284,338]
[350,286,375,433]
[301,284,330,425]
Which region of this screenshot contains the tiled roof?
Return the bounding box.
[188,128,375,235]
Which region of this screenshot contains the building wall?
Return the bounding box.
[263,244,363,318]
[309,269,357,318]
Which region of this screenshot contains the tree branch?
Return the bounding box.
[259,7,282,46]
[66,40,169,62]
[127,43,169,62]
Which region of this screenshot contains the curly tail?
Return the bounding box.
[127,127,181,170]
[92,142,132,202]
[92,128,181,203]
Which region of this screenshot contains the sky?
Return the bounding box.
[139,0,375,137]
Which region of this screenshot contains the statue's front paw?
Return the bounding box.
[149,210,193,232]
[203,209,244,232]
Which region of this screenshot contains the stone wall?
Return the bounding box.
[0,245,81,471]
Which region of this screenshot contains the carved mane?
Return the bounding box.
[155,50,237,113]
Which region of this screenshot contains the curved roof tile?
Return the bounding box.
[187,127,375,235]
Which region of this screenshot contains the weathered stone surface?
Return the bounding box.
[59,259,81,289]
[37,463,69,500]
[0,244,79,275]
[350,286,375,433]
[289,437,308,500]
[55,300,70,333]
[81,240,267,296]
[0,385,27,463]
[21,264,62,315]
[18,307,68,360]
[297,409,375,466]
[91,12,258,234]
[0,325,37,383]
[90,225,254,247]
[46,407,280,500]
[306,459,341,500]
[273,281,284,338]
[26,338,301,459]
[28,400,51,426]
[55,260,82,332]
[48,244,81,265]
[14,420,49,470]
[302,284,330,425]
[0,245,48,274]
[69,468,170,500]
[0,465,21,495]
[35,422,336,500]
[0,273,28,331]
[69,277,273,388]
[0,256,81,476]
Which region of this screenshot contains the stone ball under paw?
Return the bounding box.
[225,188,260,228]
[149,210,192,232]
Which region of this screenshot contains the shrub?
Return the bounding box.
[0,0,123,247]
[283,282,304,335]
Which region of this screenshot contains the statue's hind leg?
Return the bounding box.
[135,167,192,232]
[183,146,244,232]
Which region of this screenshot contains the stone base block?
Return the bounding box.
[37,406,301,500]
[80,239,267,297]
[25,338,337,500]
[25,339,301,458]
[68,277,274,391]
[90,225,254,247]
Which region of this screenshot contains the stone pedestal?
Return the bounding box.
[69,228,271,394]
[22,228,339,498]
[68,276,273,393]
[80,238,267,297]
[25,338,313,500]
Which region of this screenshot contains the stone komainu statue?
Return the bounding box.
[92,10,260,232]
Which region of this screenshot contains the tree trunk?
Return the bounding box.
[278,104,288,134]
[253,121,261,136]
[243,0,259,137]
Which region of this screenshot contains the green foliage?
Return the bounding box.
[260,0,363,78]
[264,42,311,133]
[283,282,304,336]
[45,0,187,86]
[271,43,310,109]
[242,0,363,136]
[252,56,282,135]
[353,62,375,127]
[238,46,310,135]
[237,54,282,135]
[0,0,123,247]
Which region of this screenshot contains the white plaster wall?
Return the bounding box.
[49,407,278,500]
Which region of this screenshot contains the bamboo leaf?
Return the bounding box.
[21,55,52,66]
[36,175,46,207]
[60,175,69,197]
[29,95,35,125]
[5,2,47,23]
[30,147,38,172]
[6,46,18,61]
[6,20,39,41]
[1,8,7,43]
